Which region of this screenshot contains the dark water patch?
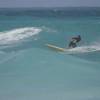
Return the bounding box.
[0,7,100,18]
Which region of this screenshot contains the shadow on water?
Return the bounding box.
[75,51,100,63]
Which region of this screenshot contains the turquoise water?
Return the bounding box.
[0,8,100,100]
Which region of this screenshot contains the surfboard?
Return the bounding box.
[46,44,67,52]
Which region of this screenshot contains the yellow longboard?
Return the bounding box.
[46,44,67,52]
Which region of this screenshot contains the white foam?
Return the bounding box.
[0,27,42,44]
[65,45,100,54]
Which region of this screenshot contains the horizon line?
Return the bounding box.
[0,6,100,8]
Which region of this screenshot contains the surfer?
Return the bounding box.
[68,35,81,48]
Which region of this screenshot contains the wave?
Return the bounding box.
[65,44,100,54]
[41,26,57,33]
[0,27,42,45]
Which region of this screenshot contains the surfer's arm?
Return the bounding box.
[72,37,78,40]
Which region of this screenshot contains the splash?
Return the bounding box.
[66,44,100,54]
[0,27,42,45]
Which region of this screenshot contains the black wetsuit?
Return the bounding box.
[69,36,81,48]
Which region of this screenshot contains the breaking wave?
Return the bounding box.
[66,44,100,54]
[0,27,42,45]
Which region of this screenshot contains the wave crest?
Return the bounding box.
[0,27,42,45]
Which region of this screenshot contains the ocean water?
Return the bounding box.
[0,7,100,100]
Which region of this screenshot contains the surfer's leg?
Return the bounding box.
[72,43,77,48]
[68,41,77,48]
[68,41,73,48]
